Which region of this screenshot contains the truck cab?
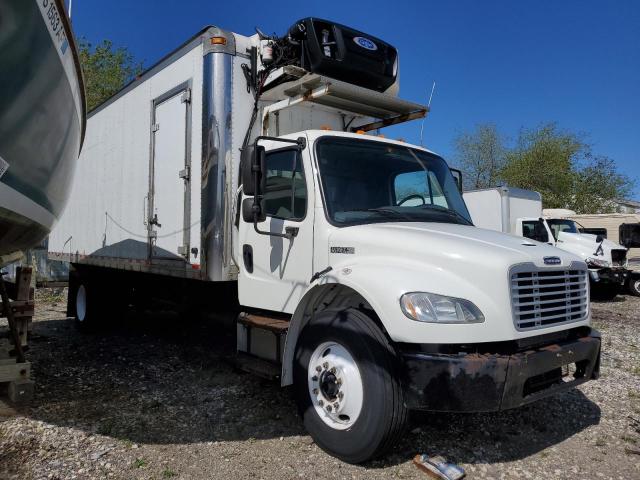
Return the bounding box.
[238,133,601,462]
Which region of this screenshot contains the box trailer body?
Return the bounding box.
[50,28,248,282]
[49,20,601,463]
[464,187,631,297]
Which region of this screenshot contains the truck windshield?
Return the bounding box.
[316,137,472,227]
[547,219,579,240]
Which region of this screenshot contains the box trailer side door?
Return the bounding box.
[148,84,192,259]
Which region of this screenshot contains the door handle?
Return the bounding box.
[150,214,162,228]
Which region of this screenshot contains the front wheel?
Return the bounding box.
[293,308,408,464]
[627,276,640,297]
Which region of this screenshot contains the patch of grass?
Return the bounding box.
[122,438,133,449]
[539,451,550,458]
[629,390,640,399]
[133,458,147,469]
[631,365,640,376]
[595,437,606,447]
[36,288,66,304]
[162,468,177,478]
[622,435,638,445]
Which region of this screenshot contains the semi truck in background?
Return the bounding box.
[544,211,640,296]
[464,187,631,299]
[48,19,601,463]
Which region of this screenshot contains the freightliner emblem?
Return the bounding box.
[543,256,561,265]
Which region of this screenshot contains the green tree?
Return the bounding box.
[501,124,578,208]
[501,123,634,213]
[79,39,143,111]
[453,124,507,190]
[570,156,634,213]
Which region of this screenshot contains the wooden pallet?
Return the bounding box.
[0,266,34,404]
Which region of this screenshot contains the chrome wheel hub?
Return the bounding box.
[308,341,363,430]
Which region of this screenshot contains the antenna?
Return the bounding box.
[420,81,436,146]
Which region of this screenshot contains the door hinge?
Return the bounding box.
[179,166,190,180]
[152,123,160,132]
[181,89,191,104]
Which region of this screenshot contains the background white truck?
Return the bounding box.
[545,211,640,296]
[49,19,601,463]
[464,187,630,299]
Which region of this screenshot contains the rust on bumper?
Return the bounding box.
[401,330,601,412]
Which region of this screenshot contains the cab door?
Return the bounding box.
[238,145,314,313]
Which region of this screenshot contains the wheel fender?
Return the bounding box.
[281,280,384,386]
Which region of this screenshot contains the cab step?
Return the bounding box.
[235,352,281,380]
[237,313,290,333]
[236,313,290,378]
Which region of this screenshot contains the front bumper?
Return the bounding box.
[590,267,629,284]
[400,329,601,412]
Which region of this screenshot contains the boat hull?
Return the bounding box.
[0,0,85,258]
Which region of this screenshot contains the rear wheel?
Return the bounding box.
[69,273,104,331]
[293,308,408,464]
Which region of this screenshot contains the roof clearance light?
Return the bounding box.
[210,36,227,45]
[320,125,332,131]
[355,130,365,134]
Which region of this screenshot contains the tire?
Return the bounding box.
[71,277,104,331]
[627,276,640,297]
[293,308,408,464]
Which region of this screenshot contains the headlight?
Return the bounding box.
[586,257,610,268]
[400,292,485,324]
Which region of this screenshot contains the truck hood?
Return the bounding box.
[325,222,589,344]
[557,231,626,264]
[329,222,583,270]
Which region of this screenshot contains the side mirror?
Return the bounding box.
[450,168,463,193]
[242,197,266,223]
[595,234,604,243]
[241,144,266,196]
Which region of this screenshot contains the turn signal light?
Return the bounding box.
[210,37,227,45]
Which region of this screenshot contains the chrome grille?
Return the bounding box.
[510,265,589,331]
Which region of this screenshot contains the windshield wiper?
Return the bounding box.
[417,205,472,225]
[347,207,412,221]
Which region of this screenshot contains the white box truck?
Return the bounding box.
[49,19,601,463]
[464,187,630,299]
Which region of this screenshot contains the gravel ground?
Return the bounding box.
[1,290,639,480]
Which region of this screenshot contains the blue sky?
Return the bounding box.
[71,0,640,199]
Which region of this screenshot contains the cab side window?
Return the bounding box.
[263,149,307,220]
[522,220,549,243]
